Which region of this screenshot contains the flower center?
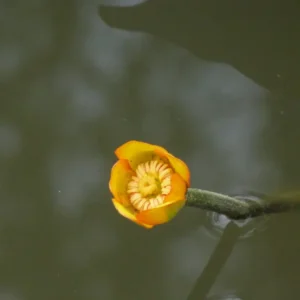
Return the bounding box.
[127,159,173,211]
[138,175,160,197]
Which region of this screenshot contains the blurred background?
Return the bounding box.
[1,0,300,299]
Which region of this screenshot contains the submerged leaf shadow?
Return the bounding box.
[98,0,300,98]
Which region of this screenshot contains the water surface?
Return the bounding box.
[1,1,300,299]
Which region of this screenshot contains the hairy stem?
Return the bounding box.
[186,188,300,219]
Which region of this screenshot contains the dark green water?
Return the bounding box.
[1,1,300,299]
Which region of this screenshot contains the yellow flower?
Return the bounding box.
[109,140,190,228]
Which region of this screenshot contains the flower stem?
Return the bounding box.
[186,188,300,219]
[187,221,240,300]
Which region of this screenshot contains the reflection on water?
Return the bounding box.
[202,212,269,241]
[206,292,243,300]
[1,0,300,299]
[202,194,270,240]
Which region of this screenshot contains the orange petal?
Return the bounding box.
[154,148,190,187]
[109,159,135,206]
[112,198,153,229]
[136,173,187,225]
[136,199,186,226]
[164,173,188,204]
[115,141,190,186]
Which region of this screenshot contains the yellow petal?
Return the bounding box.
[115,140,159,170]
[112,198,153,229]
[109,159,134,206]
[154,148,190,187]
[136,199,186,226]
[115,141,190,186]
[164,173,188,204]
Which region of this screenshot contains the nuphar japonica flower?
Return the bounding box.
[109,140,190,228]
